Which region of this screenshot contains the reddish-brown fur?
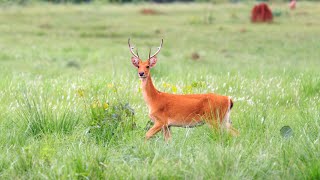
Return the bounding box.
[129,40,239,141]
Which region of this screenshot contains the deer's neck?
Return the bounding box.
[141,74,159,105]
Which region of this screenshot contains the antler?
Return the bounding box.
[128,38,139,58]
[149,39,163,59]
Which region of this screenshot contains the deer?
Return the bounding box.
[128,38,239,141]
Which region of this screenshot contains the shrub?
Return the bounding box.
[87,99,136,145]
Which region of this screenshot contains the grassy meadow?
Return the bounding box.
[0,2,320,179]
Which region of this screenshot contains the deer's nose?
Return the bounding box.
[139,72,145,77]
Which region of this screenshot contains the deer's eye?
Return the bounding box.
[137,66,140,68]
[146,66,150,68]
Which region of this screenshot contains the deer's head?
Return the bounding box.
[128,38,163,79]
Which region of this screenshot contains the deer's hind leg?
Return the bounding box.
[162,125,171,142]
[223,110,239,136]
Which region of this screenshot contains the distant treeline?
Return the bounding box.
[0,0,317,4]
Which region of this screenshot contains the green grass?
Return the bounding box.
[0,2,320,179]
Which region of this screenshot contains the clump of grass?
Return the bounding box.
[13,146,34,174]
[300,76,320,97]
[87,99,136,145]
[17,92,80,138]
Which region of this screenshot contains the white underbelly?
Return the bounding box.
[168,119,205,128]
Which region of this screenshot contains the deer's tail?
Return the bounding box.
[230,98,234,110]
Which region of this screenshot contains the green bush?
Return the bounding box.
[87,100,136,145]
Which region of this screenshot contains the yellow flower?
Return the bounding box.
[91,99,101,108]
[163,82,170,88]
[103,102,109,110]
[107,83,114,88]
[171,85,177,93]
[91,103,97,108]
[76,88,85,97]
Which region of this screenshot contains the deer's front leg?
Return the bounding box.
[145,122,163,140]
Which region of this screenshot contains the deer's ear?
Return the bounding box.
[149,56,157,68]
[131,57,140,68]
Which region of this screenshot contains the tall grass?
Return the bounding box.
[17,92,80,137]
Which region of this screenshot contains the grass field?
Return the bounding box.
[0,2,320,179]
